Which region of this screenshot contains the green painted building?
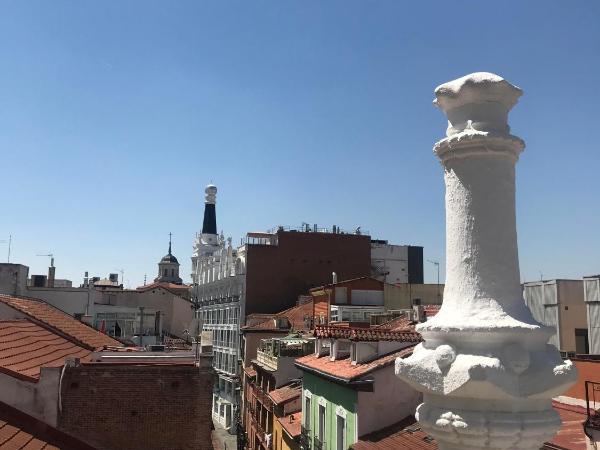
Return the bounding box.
[296,335,421,450]
[300,371,358,450]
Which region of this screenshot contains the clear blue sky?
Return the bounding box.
[1,1,598,288]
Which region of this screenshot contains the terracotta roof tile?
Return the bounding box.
[314,325,421,343]
[295,345,415,381]
[350,403,587,450]
[375,317,414,331]
[243,301,313,332]
[546,402,587,450]
[423,305,441,317]
[0,294,120,350]
[136,282,190,297]
[0,320,92,382]
[278,412,302,439]
[0,401,96,449]
[351,416,437,450]
[269,383,301,405]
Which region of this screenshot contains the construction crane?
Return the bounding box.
[37,253,55,267]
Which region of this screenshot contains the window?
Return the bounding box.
[171,268,175,277]
[336,415,345,450]
[304,394,311,428]
[163,269,168,277]
[318,404,326,441]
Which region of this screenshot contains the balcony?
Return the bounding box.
[299,426,310,450]
[251,383,274,410]
[313,436,324,450]
[585,380,600,439]
[256,350,278,371]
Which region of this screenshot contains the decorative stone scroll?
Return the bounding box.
[395,73,577,450]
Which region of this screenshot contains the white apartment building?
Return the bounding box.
[191,184,246,429]
[370,240,424,284]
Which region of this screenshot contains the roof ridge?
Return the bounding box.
[0,294,120,350]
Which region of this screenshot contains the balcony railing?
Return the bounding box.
[313,436,324,450]
[585,380,600,438]
[256,350,278,371]
[299,426,310,450]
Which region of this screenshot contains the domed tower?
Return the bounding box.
[155,233,183,284]
[191,184,222,284]
[201,184,218,244]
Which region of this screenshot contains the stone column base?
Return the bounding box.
[416,399,560,450]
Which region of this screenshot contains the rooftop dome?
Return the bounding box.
[161,253,179,264]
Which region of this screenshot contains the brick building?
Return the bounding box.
[59,361,214,450]
[0,293,215,450]
[241,301,315,450]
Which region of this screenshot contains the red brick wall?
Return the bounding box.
[58,363,214,450]
[562,358,600,400]
[245,231,371,315]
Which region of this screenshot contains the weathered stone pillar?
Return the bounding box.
[395,73,577,450]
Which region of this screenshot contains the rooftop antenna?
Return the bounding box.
[144,274,147,286]
[115,268,125,285]
[0,235,11,262]
[427,259,441,302]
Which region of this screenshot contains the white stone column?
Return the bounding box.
[395,73,577,450]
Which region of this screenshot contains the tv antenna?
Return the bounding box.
[0,235,11,262]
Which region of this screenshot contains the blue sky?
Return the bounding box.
[1,1,598,287]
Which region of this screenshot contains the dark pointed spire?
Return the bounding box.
[168,232,172,255]
[202,184,218,235]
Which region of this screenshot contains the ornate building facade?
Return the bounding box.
[192,185,245,429]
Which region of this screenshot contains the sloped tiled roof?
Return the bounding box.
[350,403,587,450]
[269,383,301,405]
[0,320,92,382]
[136,281,191,297]
[375,316,414,331]
[0,294,120,350]
[278,412,302,439]
[0,400,97,449]
[295,345,415,381]
[314,325,421,343]
[351,416,436,450]
[242,301,313,332]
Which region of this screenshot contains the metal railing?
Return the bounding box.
[313,436,324,450]
[584,380,600,438]
[299,426,311,450]
[256,350,278,371]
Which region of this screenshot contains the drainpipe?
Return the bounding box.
[139,306,145,347]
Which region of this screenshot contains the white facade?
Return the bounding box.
[395,72,576,450]
[584,276,600,355]
[191,184,247,429]
[370,241,410,283]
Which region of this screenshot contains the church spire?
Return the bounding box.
[168,232,172,255]
[202,184,217,235]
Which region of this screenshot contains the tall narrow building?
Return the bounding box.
[191,184,223,285]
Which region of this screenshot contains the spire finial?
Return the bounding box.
[168,232,172,255]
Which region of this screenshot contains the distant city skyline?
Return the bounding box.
[1,1,599,287]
